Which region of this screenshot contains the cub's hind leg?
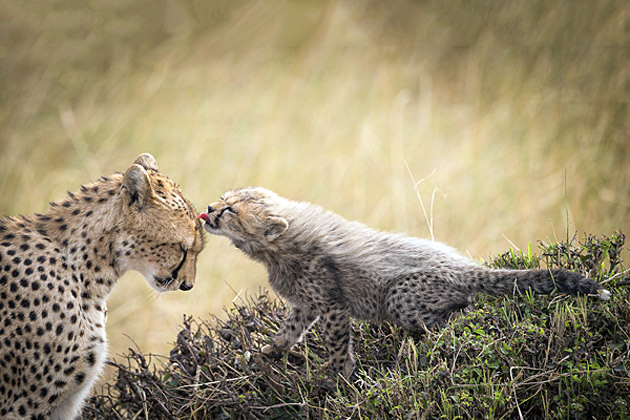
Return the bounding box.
[384,273,471,332]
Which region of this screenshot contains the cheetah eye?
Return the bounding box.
[174,244,187,265]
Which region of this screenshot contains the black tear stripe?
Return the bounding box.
[171,248,187,280]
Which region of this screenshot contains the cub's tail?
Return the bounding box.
[469,267,610,300]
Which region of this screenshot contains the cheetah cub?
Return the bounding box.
[200,187,609,377]
[0,154,204,420]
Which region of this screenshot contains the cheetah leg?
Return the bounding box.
[51,350,105,420]
[320,305,355,378]
[50,384,91,420]
[261,306,318,353]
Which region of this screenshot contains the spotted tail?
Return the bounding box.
[469,268,610,300]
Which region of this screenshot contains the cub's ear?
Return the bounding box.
[133,153,159,171]
[122,164,154,210]
[265,216,288,242]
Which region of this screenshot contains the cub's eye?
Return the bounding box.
[219,206,237,216]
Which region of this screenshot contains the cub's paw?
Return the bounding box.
[329,354,356,379]
[260,342,286,360]
[342,357,357,379]
[260,344,275,354]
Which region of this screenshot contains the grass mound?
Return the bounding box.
[84,233,630,419]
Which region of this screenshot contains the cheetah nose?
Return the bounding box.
[207,205,215,213]
[179,282,193,291]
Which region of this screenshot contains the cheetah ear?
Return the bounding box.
[122,164,155,210]
[265,216,288,242]
[133,153,159,172]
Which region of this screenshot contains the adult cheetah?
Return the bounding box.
[200,187,609,377]
[0,153,204,419]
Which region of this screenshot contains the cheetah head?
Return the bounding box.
[199,187,288,254]
[117,154,204,292]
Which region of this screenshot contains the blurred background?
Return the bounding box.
[1,0,628,370]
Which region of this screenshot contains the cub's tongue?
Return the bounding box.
[199,212,211,223]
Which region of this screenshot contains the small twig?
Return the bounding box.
[509,367,525,420]
[174,375,254,390]
[502,233,520,251]
[255,402,306,412]
[404,161,437,241]
[450,343,463,387]
[601,267,630,285]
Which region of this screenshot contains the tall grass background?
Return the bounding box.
[1,0,628,365]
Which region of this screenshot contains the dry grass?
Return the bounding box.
[1,0,628,364]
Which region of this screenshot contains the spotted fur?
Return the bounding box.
[201,187,609,377]
[0,154,204,419]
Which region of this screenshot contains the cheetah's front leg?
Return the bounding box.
[261,306,318,353]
